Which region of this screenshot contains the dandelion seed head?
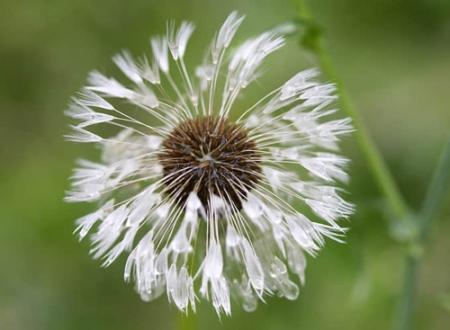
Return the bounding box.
[65,11,354,316]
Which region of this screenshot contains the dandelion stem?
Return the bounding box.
[417,139,450,240]
[396,138,450,330]
[292,0,409,220]
[292,3,450,330]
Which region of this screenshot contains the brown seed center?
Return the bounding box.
[158,116,261,210]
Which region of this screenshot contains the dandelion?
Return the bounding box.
[65,11,354,315]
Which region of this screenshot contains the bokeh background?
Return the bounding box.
[1,0,450,329]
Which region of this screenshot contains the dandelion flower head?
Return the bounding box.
[65,12,354,315]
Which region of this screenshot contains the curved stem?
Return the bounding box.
[396,138,450,330]
[293,0,409,220]
[292,3,450,330]
[417,139,450,240]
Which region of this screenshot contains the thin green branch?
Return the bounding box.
[418,138,450,240]
[396,138,450,330]
[292,0,409,220]
[292,3,450,330]
[396,255,419,330]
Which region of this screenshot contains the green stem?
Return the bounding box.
[293,0,409,220]
[418,138,450,240]
[396,138,450,330]
[292,2,450,330]
[396,255,419,330]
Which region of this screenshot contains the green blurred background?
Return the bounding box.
[1,0,450,329]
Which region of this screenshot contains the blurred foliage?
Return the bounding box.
[0,0,449,329]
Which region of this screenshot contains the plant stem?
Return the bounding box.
[396,138,450,330]
[418,138,450,240]
[293,2,450,330]
[293,0,409,220]
[396,254,419,330]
